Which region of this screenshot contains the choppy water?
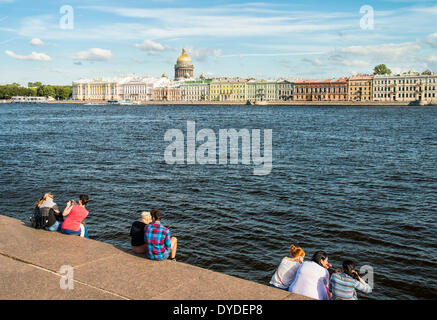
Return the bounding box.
[0,103,436,300]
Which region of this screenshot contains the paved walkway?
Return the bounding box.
[0,215,311,300]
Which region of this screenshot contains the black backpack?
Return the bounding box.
[31,207,57,229]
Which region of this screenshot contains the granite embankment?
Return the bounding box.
[0,99,423,106]
[0,215,310,300]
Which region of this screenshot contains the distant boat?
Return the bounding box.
[11,96,47,103]
[408,100,433,106]
[107,100,119,105]
[119,99,133,105]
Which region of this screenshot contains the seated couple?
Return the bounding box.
[31,193,89,238]
[130,209,177,261]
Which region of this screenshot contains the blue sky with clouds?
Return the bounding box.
[1,0,436,85]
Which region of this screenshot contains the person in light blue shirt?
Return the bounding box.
[329,260,372,300]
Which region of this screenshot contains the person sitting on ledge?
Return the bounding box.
[144,208,177,261]
[30,192,62,231]
[130,211,152,254]
[288,251,332,300]
[60,194,90,238]
[329,260,372,300]
[269,244,305,290]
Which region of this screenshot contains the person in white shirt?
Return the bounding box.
[288,251,332,300]
[269,244,305,290]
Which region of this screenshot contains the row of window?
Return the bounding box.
[375,78,437,85]
[295,87,347,94]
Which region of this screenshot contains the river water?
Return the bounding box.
[0,103,436,300]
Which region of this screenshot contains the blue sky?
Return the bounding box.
[1,0,436,85]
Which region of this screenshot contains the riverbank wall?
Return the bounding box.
[0,99,430,106]
[0,215,310,300]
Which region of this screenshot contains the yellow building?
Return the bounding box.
[209,78,247,102]
[348,75,373,101]
[72,79,119,101]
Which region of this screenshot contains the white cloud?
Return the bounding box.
[5,50,51,61]
[30,38,43,46]
[186,47,222,62]
[73,48,112,61]
[132,58,143,64]
[303,58,323,66]
[424,33,437,47]
[329,54,370,67]
[340,42,421,59]
[135,39,175,52]
[426,55,437,62]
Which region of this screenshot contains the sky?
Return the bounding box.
[0,0,436,85]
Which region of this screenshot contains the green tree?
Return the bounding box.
[28,81,43,88]
[373,64,392,75]
[37,85,55,98]
[0,84,35,99]
[53,86,72,100]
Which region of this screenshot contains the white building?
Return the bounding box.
[180,81,210,101]
[72,78,119,101]
[72,74,182,102]
[118,76,156,102]
[373,71,437,103]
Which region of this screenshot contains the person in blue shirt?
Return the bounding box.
[329,260,372,300]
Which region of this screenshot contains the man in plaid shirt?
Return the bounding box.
[144,208,178,261]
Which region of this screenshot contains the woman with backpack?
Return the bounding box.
[60,194,90,238]
[30,193,62,231]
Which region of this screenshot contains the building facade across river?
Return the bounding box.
[72,48,436,104]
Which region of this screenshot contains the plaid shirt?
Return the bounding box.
[144,222,171,260]
[329,272,372,300]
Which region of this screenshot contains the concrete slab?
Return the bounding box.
[150,269,292,300]
[0,219,120,272]
[74,253,214,299]
[0,255,120,300]
[0,215,312,300]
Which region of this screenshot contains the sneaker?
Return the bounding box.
[170,258,177,262]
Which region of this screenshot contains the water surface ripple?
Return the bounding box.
[0,104,436,300]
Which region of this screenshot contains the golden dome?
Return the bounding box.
[177,48,192,63]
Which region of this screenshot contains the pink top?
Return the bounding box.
[61,204,88,231]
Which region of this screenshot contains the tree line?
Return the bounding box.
[0,82,72,100]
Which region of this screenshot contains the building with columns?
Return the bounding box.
[246,80,277,102]
[180,80,211,102]
[373,71,437,103]
[277,79,294,101]
[174,48,194,81]
[118,76,155,102]
[72,78,119,101]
